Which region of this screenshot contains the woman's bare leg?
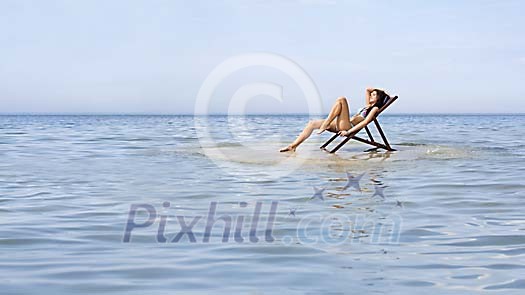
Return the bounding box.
[280,97,351,152]
[318,96,351,134]
[280,119,335,152]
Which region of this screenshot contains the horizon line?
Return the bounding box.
[1,112,524,116]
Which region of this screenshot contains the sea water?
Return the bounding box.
[1,114,524,294]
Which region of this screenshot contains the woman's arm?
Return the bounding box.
[338,107,380,137]
[365,87,373,106]
[366,87,390,106]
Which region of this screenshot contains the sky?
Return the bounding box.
[1,0,524,114]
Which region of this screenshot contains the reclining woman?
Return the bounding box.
[280,87,391,152]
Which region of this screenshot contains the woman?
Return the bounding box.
[280,87,391,152]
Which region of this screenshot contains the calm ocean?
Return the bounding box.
[1,114,524,294]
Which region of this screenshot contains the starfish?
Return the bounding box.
[372,185,386,199]
[288,208,297,217]
[396,200,403,207]
[343,172,365,191]
[310,186,325,201]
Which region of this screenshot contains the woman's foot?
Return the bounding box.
[279,145,296,152]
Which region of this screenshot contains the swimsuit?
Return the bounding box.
[357,106,369,118]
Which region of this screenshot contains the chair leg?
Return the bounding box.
[329,136,352,153]
[322,119,396,153]
[352,136,391,151]
[320,133,339,149]
[365,126,374,142]
[373,119,393,151]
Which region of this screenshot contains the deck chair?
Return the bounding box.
[320,95,398,153]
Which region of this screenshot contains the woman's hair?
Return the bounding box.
[371,89,389,109]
